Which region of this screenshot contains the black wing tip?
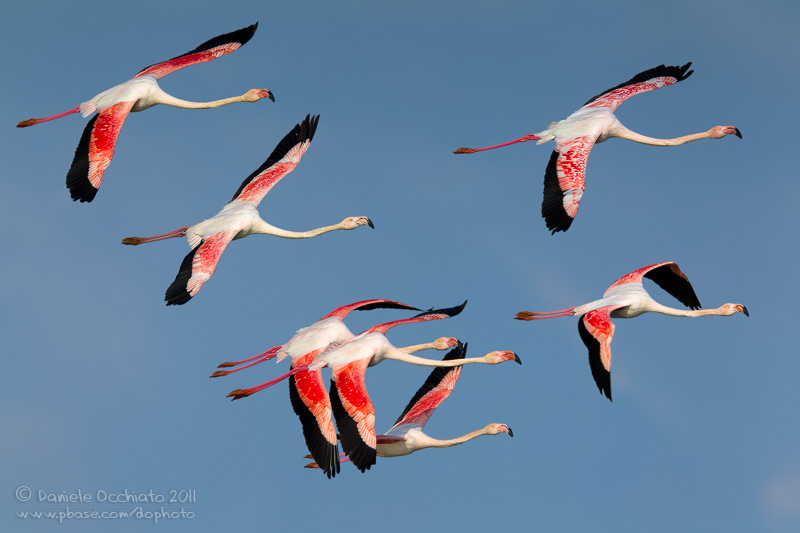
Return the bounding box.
[164,246,199,306]
[355,301,422,312]
[300,114,320,143]
[414,299,468,319]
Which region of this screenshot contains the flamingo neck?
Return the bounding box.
[384,348,491,367]
[250,219,346,239]
[650,303,729,318]
[157,92,250,110]
[428,427,494,448]
[613,125,712,146]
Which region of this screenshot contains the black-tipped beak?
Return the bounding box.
[742,305,749,317]
[366,218,374,229]
[514,353,522,365]
[268,91,276,102]
[507,427,514,437]
[734,127,742,139]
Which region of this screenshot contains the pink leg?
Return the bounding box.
[17,106,81,128]
[211,346,282,377]
[227,363,311,400]
[454,134,541,154]
[121,227,190,246]
[515,308,575,321]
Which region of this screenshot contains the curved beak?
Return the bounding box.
[733,127,742,139]
[513,352,522,365]
[506,426,514,437]
[268,90,276,102]
[366,218,374,229]
[739,305,749,317]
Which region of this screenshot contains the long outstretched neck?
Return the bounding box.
[157,93,253,110]
[613,124,740,147]
[429,427,498,448]
[654,304,733,318]
[121,227,189,245]
[17,106,81,128]
[454,134,541,154]
[385,348,496,367]
[252,220,354,240]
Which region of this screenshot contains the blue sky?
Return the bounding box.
[2,1,799,531]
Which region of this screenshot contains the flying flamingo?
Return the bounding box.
[304,306,520,474]
[515,262,748,401]
[17,22,274,203]
[121,115,373,305]
[211,299,424,379]
[222,302,467,479]
[304,341,513,472]
[454,62,742,234]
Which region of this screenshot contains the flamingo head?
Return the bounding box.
[432,337,459,350]
[486,423,514,437]
[721,303,749,317]
[485,350,522,365]
[709,125,742,139]
[245,89,275,102]
[342,216,374,230]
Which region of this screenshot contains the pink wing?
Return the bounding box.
[330,358,376,473]
[578,306,624,401]
[66,100,135,202]
[229,115,319,205]
[322,299,421,320]
[134,23,257,80]
[289,350,339,478]
[367,300,468,335]
[582,62,694,112]
[389,342,466,431]
[164,230,236,306]
[541,135,598,234]
[607,262,701,309]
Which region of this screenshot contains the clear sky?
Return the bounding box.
[2,1,798,531]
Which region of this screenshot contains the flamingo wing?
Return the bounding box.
[541,135,599,234]
[289,352,339,478]
[322,299,421,320]
[582,62,694,112]
[66,100,135,202]
[134,23,258,80]
[578,306,624,401]
[608,262,701,309]
[164,230,236,306]
[389,342,466,431]
[229,115,319,205]
[642,262,702,310]
[330,358,376,472]
[367,300,468,335]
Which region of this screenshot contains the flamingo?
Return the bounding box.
[515,262,748,401]
[454,62,742,234]
[210,299,424,379]
[17,22,274,203]
[304,341,513,472]
[307,306,520,474]
[223,302,467,479]
[121,115,373,305]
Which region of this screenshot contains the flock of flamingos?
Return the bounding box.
[17,22,748,478]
